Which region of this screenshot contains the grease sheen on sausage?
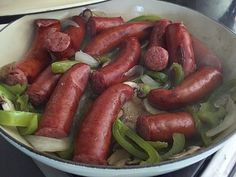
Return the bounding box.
[35,63,90,138]
[27,66,61,106]
[166,23,196,76]
[147,67,222,110]
[73,84,134,165]
[136,112,196,141]
[3,19,61,85]
[84,22,153,57]
[91,37,141,94]
[87,16,124,36]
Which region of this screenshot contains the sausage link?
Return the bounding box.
[84,22,153,57]
[46,16,86,59]
[27,66,61,106]
[73,84,134,165]
[136,112,196,141]
[147,67,222,110]
[166,23,196,76]
[35,63,90,138]
[91,37,141,94]
[87,16,124,36]
[2,19,61,85]
[148,19,171,48]
[191,35,223,72]
[144,19,171,71]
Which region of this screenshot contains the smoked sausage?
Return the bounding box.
[35,63,90,138]
[27,66,61,106]
[84,22,153,57]
[147,67,222,110]
[191,35,223,72]
[46,16,86,59]
[2,19,61,85]
[148,19,171,48]
[144,19,171,71]
[166,23,196,76]
[87,16,124,36]
[73,83,134,165]
[136,112,196,141]
[91,37,141,94]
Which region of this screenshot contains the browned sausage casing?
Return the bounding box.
[27,66,61,106]
[73,84,134,165]
[136,112,196,141]
[144,19,171,71]
[84,22,153,57]
[147,67,222,110]
[2,19,61,85]
[87,16,124,36]
[91,37,141,94]
[191,35,223,72]
[166,23,196,76]
[35,63,90,138]
[46,16,86,59]
[148,19,171,48]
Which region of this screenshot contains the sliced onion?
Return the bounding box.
[124,65,144,79]
[123,81,139,89]
[107,149,131,166]
[214,94,229,108]
[206,97,236,137]
[170,146,201,159]
[61,19,79,29]
[75,50,99,68]
[0,95,15,111]
[143,98,164,114]
[25,135,71,152]
[140,74,160,87]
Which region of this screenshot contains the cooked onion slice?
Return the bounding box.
[206,97,236,137]
[123,81,139,89]
[170,146,201,159]
[143,98,164,114]
[25,135,71,152]
[75,51,99,68]
[140,74,160,88]
[124,65,144,79]
[0,95,15,111]
[61,19,79,29]
[107,149,131,166]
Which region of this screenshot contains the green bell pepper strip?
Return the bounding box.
[18,115,38,135]
[0,110,40,135]
[198,102,226,127]
[146,71,168,83]
[146,141,168,150]
[161,133,185,160]
[0,85,16,101]
[128,15,161,22]
[51,60,80,74]
[15,94,36,112]
[169,63,184,86]
[113,119,161,164]
[192,111,212,146]
[2,84,27,96]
